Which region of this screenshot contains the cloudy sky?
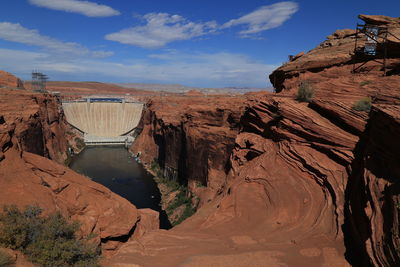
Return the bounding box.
[0,0,399,88]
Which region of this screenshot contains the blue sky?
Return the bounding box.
[0,0,399,88]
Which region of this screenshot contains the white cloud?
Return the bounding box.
[28,0,120,17]
[222,1,298,37]
[105,13,217,48]
[105,2,298,48]
[0,48,277,87]
[0,22,113,57]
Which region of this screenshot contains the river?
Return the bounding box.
[69,146,171,229]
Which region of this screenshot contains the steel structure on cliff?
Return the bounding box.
[352,23,400,75]
[31,70,48,92]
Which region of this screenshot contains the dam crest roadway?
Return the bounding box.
[62,97,144,146]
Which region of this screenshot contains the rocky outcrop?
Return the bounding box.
[0,149,138,248]
[0,70,24,89]
[0,88,68,164]
[270,15,400,94]
[0,84,144,255]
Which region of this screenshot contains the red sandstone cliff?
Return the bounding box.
[270,15,400,99]
[109,15,400,266]
[0,88,69,164]
[0,77,156,258]
[344,105,400,266]
[132,95,247,202]
[0,71,24,89]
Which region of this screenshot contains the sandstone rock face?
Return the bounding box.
[111,15,400,267]
[0,85,141,254]
[131,96,247,200]
[0,149,138,247]
[344,105,400,266]
[0,70,24,89]
[0,88,69,164]
[111,93,354,266]
[270,15,400,93]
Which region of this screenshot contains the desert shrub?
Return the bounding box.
[195,181,206,188]
[166,190,196,226]
[359,80,371,87]
[151,160,197,225]
[352,97,372,112]
[296,82,314,102]
[0,205,42,250]
[0,250,15,266]
[74,137,85,150]
[150,160,163,178]
[0,205,99,267]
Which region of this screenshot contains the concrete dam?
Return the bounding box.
[62,98,143,145]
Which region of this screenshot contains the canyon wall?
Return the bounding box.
[0,88,68,164]
[131,96,247,202]
[0,83,156,257]
[0,70,24,89]
[344,105,400,266]
[111,15,400,266]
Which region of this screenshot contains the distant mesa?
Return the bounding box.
[0,71,24,89]
[184,89,204,96]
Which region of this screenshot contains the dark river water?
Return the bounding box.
[69,146,171,229]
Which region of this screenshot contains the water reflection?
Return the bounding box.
[69,146,171,229]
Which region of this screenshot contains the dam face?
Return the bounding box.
[62,99,143,144]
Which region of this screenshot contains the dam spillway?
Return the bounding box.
[62,99,143,144]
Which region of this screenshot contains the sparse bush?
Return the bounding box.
[359,80,371,87]
[150,160,164,179]
[0,205,42,250]
[352,97,372,112]
[296,82,314,102]
[0,250,15,266]
[195,181,206,188]
[74,137,85,150]
[0,205,99,267]
[151,160,197,226]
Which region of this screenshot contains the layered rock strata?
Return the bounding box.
[131,95,247,203]
[344,105,400,266]
[0,71,24,89]
[0,84,152,255]
[110,14,400,266]
[270,15,400,95]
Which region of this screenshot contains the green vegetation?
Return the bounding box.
[359,80,371,87]
[0,205,99,267]
[0,250,15,266]
[150,160,197,226]
[74,137,85,150]
[151,161,180,192]
[195,181,206,188]
[352,97,372,112]
[167,190,196,226]
[296,81,314,102]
